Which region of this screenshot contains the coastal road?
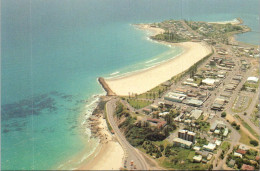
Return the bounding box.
[106,99,149,170]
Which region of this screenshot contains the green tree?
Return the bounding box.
[221,112,226,117]
[250,140,259,146]
[160,144,164,152]
[236,125,240,130]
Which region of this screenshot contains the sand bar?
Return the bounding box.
[105,41,212,96]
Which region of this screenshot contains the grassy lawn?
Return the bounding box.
[158,147,209,170]
[221,141,231,151]
[250,114,260,127]
[126,98,153,109]
[153,139,171,147]
[239,130,254,146]
[194,78,202,85]
[199,122,210,132]
[244,82,259,89]
[235,115,259,139]
[136,85,167,100]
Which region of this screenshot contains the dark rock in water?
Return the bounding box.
[15,127,24,132]
[1,93,58,120]
[3,129,10,133]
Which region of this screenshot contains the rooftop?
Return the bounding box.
[173,137,193,146]
[190,109,203,119]
[241,164,255,170]
[247,76,259,83]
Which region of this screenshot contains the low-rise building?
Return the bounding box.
[234,152,243,158]
[193,155,202,162]
[247,76,259,83]
[172,137,192,148]
[223,128,229,137]
[214,129,220,134]
[146,118,166,129]
[190,109,203,120]
[202,78,216,86]
[158,111,169,116]
[241,164,255,170]
[210,120,226,132]
[215,140,222,146]
[207,154,213,161]
[193,146,201,151]
[236,149,246,155]
[239,144,249,151]
[151,104,159,110]
[211,98,225,111]
[185,99,204,107]
[164,92,186,103]
[203,143,216,152]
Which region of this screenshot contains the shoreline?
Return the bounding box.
[83,19,256,170]
[103,24,212,95]
[76,97,124,170]
[208,17,243,25]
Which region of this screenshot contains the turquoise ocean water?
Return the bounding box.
[1,0,259,170]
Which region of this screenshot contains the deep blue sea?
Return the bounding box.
[1,0,259,169]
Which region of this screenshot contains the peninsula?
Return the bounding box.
[89,18,260,170]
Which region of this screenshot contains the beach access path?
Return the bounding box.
[106,99,149,170]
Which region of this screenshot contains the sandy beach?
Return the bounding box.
[135,24,165,36]
[105,40,212,96]
[208,18,241,25]
[77,116,124,170]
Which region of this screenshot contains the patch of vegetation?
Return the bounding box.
[221,112,227,118]
[158,146,209,170]
[251,105,260,127]
[152,31,190,43]
[196,121,210,132]
[221,141,231,151]
[250,140,259,146]
[239,130,254,147]
[227,147,259,169]
[235,115,259,139]
[118,116,170,147]
[125,98,153,109]
[195,136,208,146]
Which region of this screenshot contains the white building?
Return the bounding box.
[234,152,243,158]
[247,77,259,83]
[203,143,216,151]
[202,78,216,85]
[193,155,202,162]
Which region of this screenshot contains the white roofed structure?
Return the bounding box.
[202,78,216,85]
[247,76,259,83]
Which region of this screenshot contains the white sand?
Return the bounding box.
[135,24,165,36]
[209,18,240,25]
[80,141,124,170]
[105,41,212,96]
[78,117,124,170]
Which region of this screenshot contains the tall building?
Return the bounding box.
[178,129,196,143]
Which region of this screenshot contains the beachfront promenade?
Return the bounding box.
[106,99,148,170]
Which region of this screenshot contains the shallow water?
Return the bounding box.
[1,0,259,169]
